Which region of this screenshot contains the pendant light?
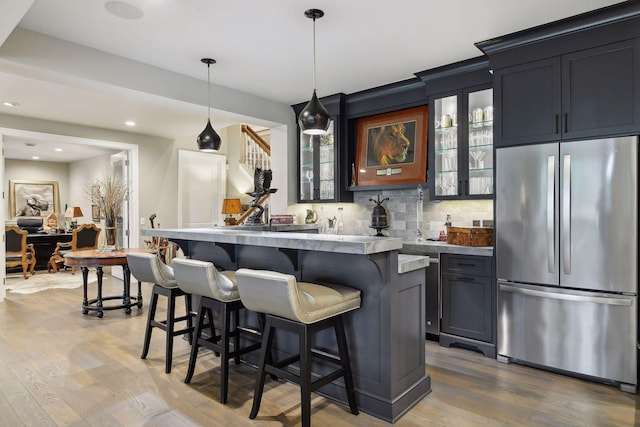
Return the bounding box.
[197,58,222,151]
[298,8,330,135]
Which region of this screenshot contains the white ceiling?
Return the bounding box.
[0,0,624,161]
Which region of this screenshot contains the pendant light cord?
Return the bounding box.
[207,63,211,120]
[312,16,317,91]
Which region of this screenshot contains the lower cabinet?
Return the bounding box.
[27,233,73,270]
[440,253,496,358]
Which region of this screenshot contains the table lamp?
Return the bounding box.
[221,198,242,226]
[65,206,84,230]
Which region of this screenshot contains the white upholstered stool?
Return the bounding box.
[171,258,262,404]
[235,268,361,427]
[126,252,194,374]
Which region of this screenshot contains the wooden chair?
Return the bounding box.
[48,223,101,274]
[5,225,37,279]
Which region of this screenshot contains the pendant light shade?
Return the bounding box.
[197,58,222,151]
[298,8,330,135]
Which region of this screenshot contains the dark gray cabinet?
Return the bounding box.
[439,253,495,358]
[494,38,640,147]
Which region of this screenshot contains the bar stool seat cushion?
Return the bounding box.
[171,258,239,302]
[127,252,178,288]
[236,269,361,324]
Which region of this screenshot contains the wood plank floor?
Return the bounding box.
[1,274,639,426]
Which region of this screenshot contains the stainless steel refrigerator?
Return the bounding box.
[496,136,638,393]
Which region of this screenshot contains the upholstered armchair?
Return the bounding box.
[48,223,101,274]
[5,225,36,279]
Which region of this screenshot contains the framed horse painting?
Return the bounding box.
[355,105,428,187]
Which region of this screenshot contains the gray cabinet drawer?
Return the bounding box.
[441,253,491,277]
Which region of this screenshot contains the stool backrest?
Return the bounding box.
[235,268,300,321]
[171,258,237,300]
[126,252,176,287]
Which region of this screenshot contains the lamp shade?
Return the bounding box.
[221,198,242,215]
[197,119,222,151]
[298,90,330,135]
[65,206,83,218]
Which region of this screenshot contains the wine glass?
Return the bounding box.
[305,170,314,183]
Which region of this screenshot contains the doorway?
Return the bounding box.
[0,127,139,302]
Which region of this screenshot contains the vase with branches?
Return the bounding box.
[89,172,128,251]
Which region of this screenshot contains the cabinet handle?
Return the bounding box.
[454,276,476,282]
[457,262,476,267]
[564,113,568,133]
[555,114,559,134]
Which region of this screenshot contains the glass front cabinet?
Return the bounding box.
[430,85,493,200]
[293,93,352,203]
[299,120,336,201]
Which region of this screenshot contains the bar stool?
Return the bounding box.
[235,268,361,427]
[126,252,194,374]
[171,258,262,404]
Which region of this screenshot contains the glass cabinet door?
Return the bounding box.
[467,88,493,195]
[299,120,335,202]
[434,95,459,196]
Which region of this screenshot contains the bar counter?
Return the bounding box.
[142,228,431,423]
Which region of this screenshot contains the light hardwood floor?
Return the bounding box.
[1,274,638,426]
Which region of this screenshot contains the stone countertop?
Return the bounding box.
[402,240,494,257]
[397,254,429,274]
[227,224,319,232]
[142,227,403,255]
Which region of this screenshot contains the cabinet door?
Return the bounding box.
[562,39,640,139]
[431,93,461,198]
[298,120,335,202]
[465,87,494,197]
[494,58,561,147]
[441,272,493,342]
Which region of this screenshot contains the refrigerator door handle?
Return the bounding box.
[547,155,555,273]
[499,283,632,306]
[563,154,571,274]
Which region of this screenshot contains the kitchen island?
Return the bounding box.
[142,228,431,423]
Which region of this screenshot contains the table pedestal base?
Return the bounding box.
[81,265,143,318]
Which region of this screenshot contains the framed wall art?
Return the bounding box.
[9,179,60,219]
[355,105,428,187]
[91,204,101,222]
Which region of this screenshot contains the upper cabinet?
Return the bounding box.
[494,39,640,147]
[417,57,493,200]
[477,1,640,148]
[292,94,352,203]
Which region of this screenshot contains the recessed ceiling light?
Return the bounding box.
[55,148,63,152]
[3,101,19,107]
[125,120,136,127]
[105,1,143,20]
[31,156,40,160]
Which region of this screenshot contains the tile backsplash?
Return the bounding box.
[289,187,493,241]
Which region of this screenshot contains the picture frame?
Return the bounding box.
[9,180,60,219]
[91,204,101,222]
[355,105,428,187]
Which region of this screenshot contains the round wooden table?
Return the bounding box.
[64,248,155,318]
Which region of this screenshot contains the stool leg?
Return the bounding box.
[335,316,359,415]
[220,302,231,404]
[300,323,312,427]
[185,305,206,384]
[165,290,177,374]
[206,307,221,357]
[233,308,241,365]
[141,286,159,359]
[250,316,274,420]
[185,294,194,345]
